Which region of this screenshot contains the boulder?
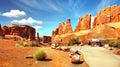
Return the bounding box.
[71,54,80,64]
[113,49,120,55]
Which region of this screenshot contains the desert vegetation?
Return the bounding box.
[108,39,120,48]
[33,50,47,60]
[68,38,81,46]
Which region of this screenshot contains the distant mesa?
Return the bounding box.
[52,5,120,43]
[0,24,35,40]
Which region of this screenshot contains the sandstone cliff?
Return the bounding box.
[52,5,120,43]
[0,24,36,40]
[52,18,73,36]
[93,5,120,27]
[74,17,83,32]
[74,14,91,32]
[63,18,73,34]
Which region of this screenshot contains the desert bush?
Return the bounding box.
[29,40,40,47]
[68,38,81,46]
[108,40,120,48]
[33,50,47,60]
[16,41,24,47]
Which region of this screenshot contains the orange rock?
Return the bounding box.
[74,14,91,32]
[74,17,83,32]
[93,5,120,27]
[1,24,35,40]
[58,22,65,34]
[80,14,91,30]
[63,18,73,34]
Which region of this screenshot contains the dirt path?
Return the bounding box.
[0,40,88,67]
[72,45,120,67]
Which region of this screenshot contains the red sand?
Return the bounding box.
[0,39,88,67]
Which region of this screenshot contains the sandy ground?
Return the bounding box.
[0,39,88,67]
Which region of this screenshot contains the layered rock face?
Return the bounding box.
[74,14,91,32]
[63,19,73,34]
[74,17,83,32]
[52,18,73,36]
[0,24,35,40]
[93,5,120,27]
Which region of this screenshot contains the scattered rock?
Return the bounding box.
[113,49,120,55]
[71,54,80,64]
[61,47,70,52]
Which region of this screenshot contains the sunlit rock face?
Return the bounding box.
[74,14,91,32]
[52,5,120,43]
[1,24,35,40]
[93,5,120,27]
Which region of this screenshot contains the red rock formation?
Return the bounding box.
[74,17,83,32]
[1,24,35,40]
[52,28,58,36]
[63,18,73,33]
[80,14,91,30]
[74,14,91,32]
[86,25,119,40]
[52,18,73,36]
[58,22,65,34]
[0,24,4,37]
[93,5,120,27]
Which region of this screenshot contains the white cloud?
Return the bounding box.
[11,17,42,25]
[34,26,42,30]
[2,10,26,18]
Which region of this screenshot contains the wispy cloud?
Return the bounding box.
[11,17,42,25]
[11,17,43,30]
[1,10,26,18]
[95,0,118,12]
[34,26,42,30]
[12,0,63,13]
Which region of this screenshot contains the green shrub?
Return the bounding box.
[33,50,47,60]
[16,41,24,47]
[68,38,81,46]
[30,40,40,47]
[108,40,120,48]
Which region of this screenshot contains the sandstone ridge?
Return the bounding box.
[52,5,120,43]
[0,24,35,40]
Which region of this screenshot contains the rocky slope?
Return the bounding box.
[0,24,35,40]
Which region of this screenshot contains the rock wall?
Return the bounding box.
[74,14,91,32]
[52,5,120,43]
[52,18,73,36]
[0,24,36,40]
[93,5,120,27]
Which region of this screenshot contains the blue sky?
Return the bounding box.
[0,0,120,36]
